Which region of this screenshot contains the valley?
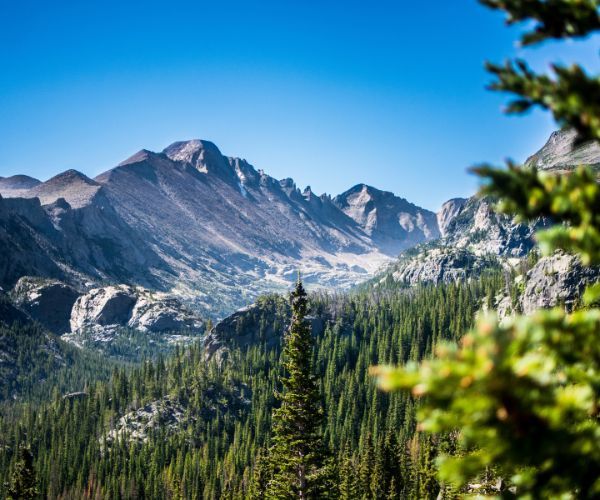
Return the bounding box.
[0,128,599,498]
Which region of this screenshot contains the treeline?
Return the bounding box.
[0,272,504,498]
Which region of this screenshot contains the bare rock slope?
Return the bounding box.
[0,140,440,317]
[69,284,203,337]
[11,277,79,333]
[520,253,600,314]
[377,129,600,293]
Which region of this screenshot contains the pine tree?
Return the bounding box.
[372,1,600,497]
[265,278,333,499]
[6,447,37,500]
[249,449,270,500]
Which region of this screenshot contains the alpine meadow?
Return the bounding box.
[1,0,600,499]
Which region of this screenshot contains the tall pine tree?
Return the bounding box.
[5,447,37,500]
[265,278,333,499]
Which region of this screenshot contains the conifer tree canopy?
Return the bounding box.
[372,1,600,497]
[265,279,333,499]
[6,447,37,500]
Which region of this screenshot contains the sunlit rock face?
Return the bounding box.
[520,253,600,314]
[333,183,440,255]
[69,285,203,339]
[437,198,467,237]
[0,140,441,317]
[525,128,600,173]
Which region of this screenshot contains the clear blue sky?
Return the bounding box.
[0,1,598,210]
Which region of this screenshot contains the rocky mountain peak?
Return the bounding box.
[279,178,296,195]
[0,137,459,317]
[334,183,440,255]
[437,197,467,237]
[45,169,97,186]
[118,149,165,167]
[525,128,600,172]
[333,184,377,216]
[229,157,260,187]
[162,139,232,178]
[27,169,101,208]
[0,174,41,191]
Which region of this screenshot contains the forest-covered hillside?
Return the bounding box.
[0,273,505,498]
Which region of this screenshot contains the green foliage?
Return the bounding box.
[373,0,600,497]
[0,320,116,404]
[0,275,502,498]
[66,326,203,363]
[482,0,600,46]
[482,0,600,143]
[5,447,37,500]
[265,279,334,499]
[374,308,600,497]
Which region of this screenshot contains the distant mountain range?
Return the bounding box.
[0,140,440,316]
[1,128,597,319]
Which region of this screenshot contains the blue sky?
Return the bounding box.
[0,1,598,210]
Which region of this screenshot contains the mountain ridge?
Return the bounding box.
[0,139,439,316]
[2,130,595,318]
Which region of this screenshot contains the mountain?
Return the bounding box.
[0,140,439,317]
[437,197,467,237]
[525,128,600,172]
[2,130,594,320]
[0,175,41,197]
[375,128,600,292]
[0,176,165,293]
[333,184,439,254]
[25,169,101,208]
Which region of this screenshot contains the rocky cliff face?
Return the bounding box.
[387,247,500,286]
[69,284,203,339]
[525,128,600,172]
[520,253,600,314]
[374,129,600,296]
[11,277,79,333]
[0,195,72,287]
[436,198,467,237]
[333,184,440,255]
[443,197,544,257]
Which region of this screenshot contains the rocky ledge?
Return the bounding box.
[387,247,500,286]
[70,284,204,338]
[8,277,203,339]
[520,252,600,314]
[11,277,79,333]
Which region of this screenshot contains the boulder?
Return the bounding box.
[70,284,203,337]
[11,277,79,333]
[70,285,136,333]
[128,295,203,332]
